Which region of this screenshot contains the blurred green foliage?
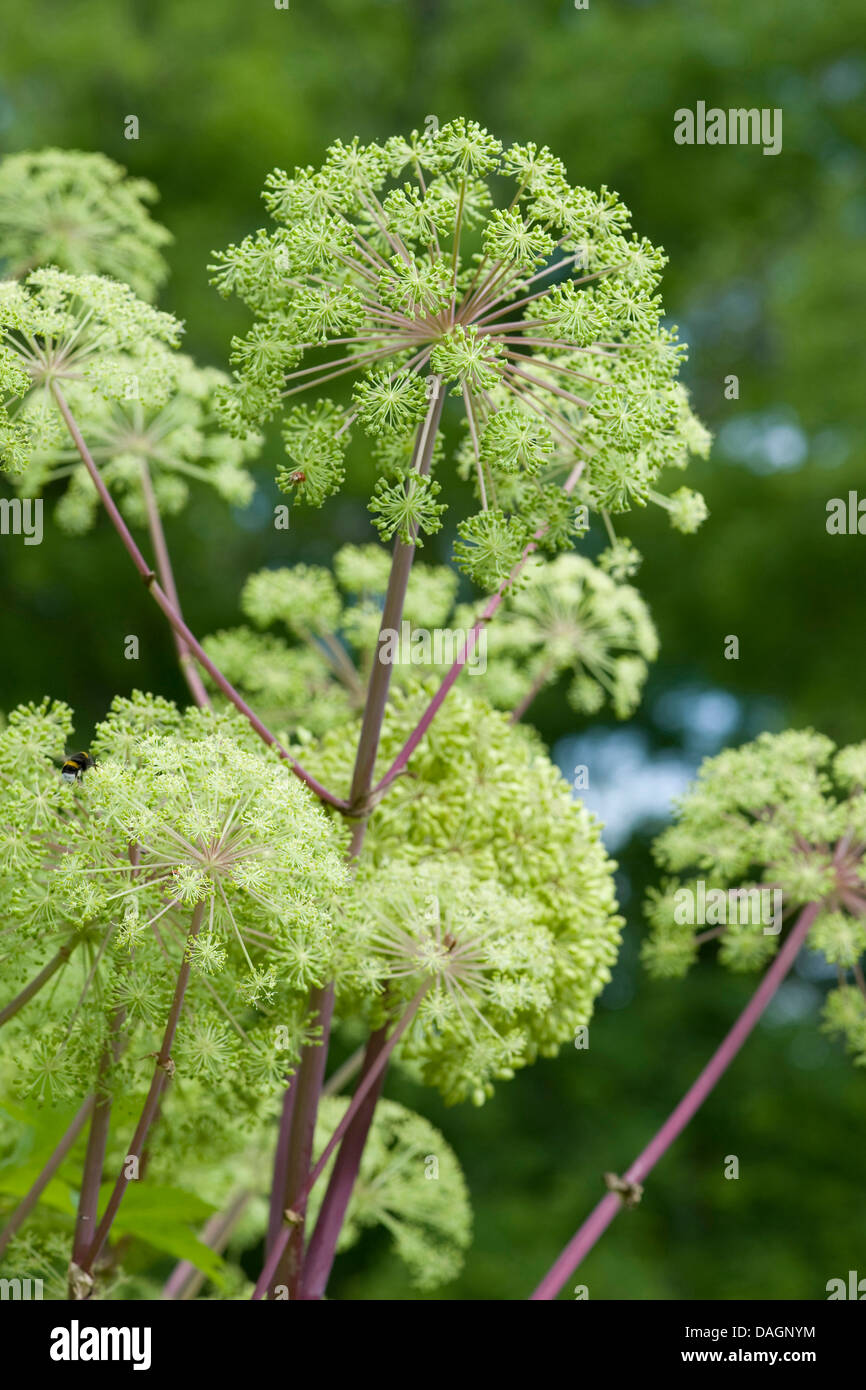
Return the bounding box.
[1,0,864,1299]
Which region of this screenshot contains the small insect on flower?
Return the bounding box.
[288,470,306,484]
[60,751,95,782]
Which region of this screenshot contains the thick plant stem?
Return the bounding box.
[268,983,335,1299]
[69,1006,127,1283]
[0,938,78,1028]
[259,379,445,1296]
[50,384,347,813]
[0,1095,95,1258]
[139,459,211,710]
[301,984,427,1206]
[346,377,444,817]
[529,902,821,1301]
[347,537,420,812]
[297,1026,390,1301]
[77,902,206,1281]
[253,983,428,1301]
[264,1021,361,1260]
[373,553,526,794]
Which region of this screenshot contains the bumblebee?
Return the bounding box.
[61,751,95,783]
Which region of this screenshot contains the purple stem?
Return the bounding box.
[346,377,445,816]
[297,1026,389,1301]
[139,458,212,710]
[529,901,820,1300]
[252,983,427,1301]
[372,554,529,794]
[70,1006,127,1276]
[269,983,335,1299]
[50,385,347,813]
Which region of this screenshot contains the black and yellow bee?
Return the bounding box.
[61,751,95,783]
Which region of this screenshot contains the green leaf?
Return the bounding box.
[97,1183,226,1287]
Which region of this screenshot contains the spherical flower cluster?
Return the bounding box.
[0,268,260,520]
[210,122,709,589]
[0,694,348,1107]
[643,729,866,1066]
[307,682,624,1103]
[0,149,171,300]
[0,269,182,474]
[14,355,259,532]
[310,1097,471,1290]
[456,551,659,718]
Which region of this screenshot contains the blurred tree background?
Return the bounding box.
[1,0,864,1299]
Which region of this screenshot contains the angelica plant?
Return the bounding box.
[642,730,866,1061]
[531,731,866,1300]
[0,150,171,299]
[0,128,728,1305]
[211,120,710,584]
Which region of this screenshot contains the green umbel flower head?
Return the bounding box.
[310,1097,471,1290]
[456,551,659,718]
[0,694,348,1106]
[12,355,259,532]
[643,730,866,1067]
[211,122,709,587]
[0,149,171,300]
[308,683,623,1104]
[0,268,260,516]
[0,269,183,474]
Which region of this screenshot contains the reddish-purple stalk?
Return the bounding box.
[266,1080,297,1258]
[268,982,335,1299]
[76,901,206,1280]
[0,1094,95,1258]
[529,901,821,1300]
[301,984,428,1207]
[261,380,445,1297]
[252,983,427,1301]
[70,1006,127,1281]
[270,386,446,1290]
[347,384,444,814]
[299,1028,390,1301]
[50,384,347,813]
